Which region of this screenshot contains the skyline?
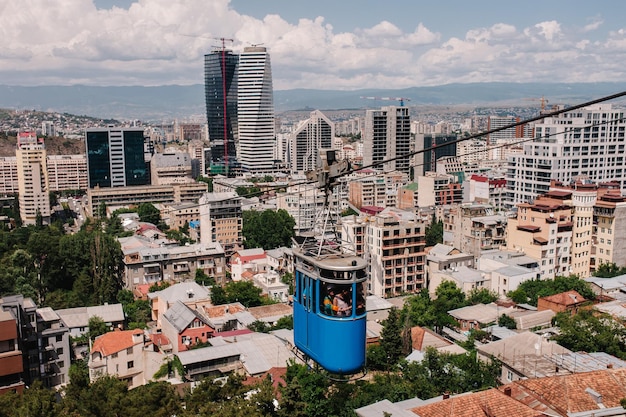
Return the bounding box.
[2,1,626,90]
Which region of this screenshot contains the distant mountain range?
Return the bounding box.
[0,82,624,121]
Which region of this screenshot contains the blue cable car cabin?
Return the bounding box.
[293,249,368,374]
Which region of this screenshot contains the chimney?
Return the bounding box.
[442,392,450,400]
[503,387,512,396]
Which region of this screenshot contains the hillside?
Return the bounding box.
[0,135,85,157]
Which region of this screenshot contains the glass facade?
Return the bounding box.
[86,130,112,188]
[123,130,149,186]
[204,50,238,170]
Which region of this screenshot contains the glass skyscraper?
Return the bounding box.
[204,49,238,174]
[85,127,150,188]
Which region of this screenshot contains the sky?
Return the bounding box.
[2,0,626,90]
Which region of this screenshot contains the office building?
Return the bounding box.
[85,127,150,189]
[506,104,626,207]
[290,110,334,174]
[204,49,238,173]
[16,132,51,225]
[363,106,411,174]
[414,133,458,176]
[237,46,275,172]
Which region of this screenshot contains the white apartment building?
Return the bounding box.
[237,47,275,172]
[506,104,626,208]
[290,110,334,174]
[276,183,323,234]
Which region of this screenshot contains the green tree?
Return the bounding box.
[594,262,626,278]
[379,308,404,368]
[236,185,262,197]
[432,281,467,333]
[137,203,162,227]
[195,268,216,286]
[552,310,626,359]
[210,285,228,305]
[508,275,594,306]
[498,313,517,329]
[88,316,109,342]
[14,380,58,417]
[223,280,263,307]
[425,215,443,247]
[467,287,498,305]
[242,209,295,249]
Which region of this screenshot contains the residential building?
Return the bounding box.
[478,250,540,297]
[198,191,243,256]
[0,157,19,194]
[465,174,507,212]
[426,243,475,273]
[238,46,275,172]
[147,282,212,327]
[363,106,411,174]
[119,235,226,289]
[204,48,238,173]
[35,307,71,389]
[150,152,193,185]
[55,304,126,338]
[416,172,462,208]
[161,300,215,352]
[537,290,588,314]
[230,248,267,281]
[276,184,323,233]
[486,115,529,161]
[160,201,200,231]
[290,110,334,174]
[506,104,626,208]
[365,212,425,297]
[348,171,408,209]
[593,191,626,272]
[16,132,50,225]
[85,182,207,217]
[85,127,150,189]
[88,329,163,389]
[506,191,574,279]
[443,203,507,257]
[0,309,24,395]
[448,303,515,332]
[46,154,88,191]
[456,138,488,165]
[428,265,490,297]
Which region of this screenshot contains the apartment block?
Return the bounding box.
[16,132,50,225]
[366,213,425,298]
[198,192,243,257]
[46,154,88,191]
[0,310,24,395]
[506,191,574,279]
[444,203,507,257]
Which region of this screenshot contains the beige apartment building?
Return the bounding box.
[507,191,574,279]
[443,203,507,258]
[16,132,50,225]
[366,213,425,298]
[593,191,626,272]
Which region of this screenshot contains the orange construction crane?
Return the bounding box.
[360,96,411,107]
[523,96,549,112]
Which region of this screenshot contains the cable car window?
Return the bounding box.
[355,282,366,316]
[333,284,352,317]
[320,269,334,279]
[356,268,367,279]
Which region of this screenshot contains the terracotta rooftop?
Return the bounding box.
[513,368,626,414]
[91,329,144,357]
[410,388,543,417]
[538,290,586,306]
[204,303,246,318]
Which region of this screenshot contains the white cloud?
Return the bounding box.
[0,1,624,89]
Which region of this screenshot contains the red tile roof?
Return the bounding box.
[538,290,586,306]
[410,389,543,417]
[91,329,144,357]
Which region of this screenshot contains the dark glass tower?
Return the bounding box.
[85,127,150,188]
[204,49,238,174]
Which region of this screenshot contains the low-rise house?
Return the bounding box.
[406,326,467,362]
[56,303,126,338]
[537,290,588,315]
[428,265,490,298]
[177,331,298,381]
[88,329,165,389]
[148,281,211,327]
[252,270,289,302]
[161,300,215,353]
[509,308,555,331]
[358,368,626,417]
[230,248,267,282]
[246,304,293,327]
[477,331,571,383]
[426,243,475,273]
[448,303,515,332]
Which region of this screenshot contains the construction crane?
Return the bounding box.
[360,96,411,107]
[523,96,549,112]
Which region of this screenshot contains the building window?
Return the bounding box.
[507,370,514,381]
[56,335,63,342]
[127,361,134,369]
[58,361,65,369]
[127,347,133,355]
[56,347,63,355]
[112,352,118,359]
